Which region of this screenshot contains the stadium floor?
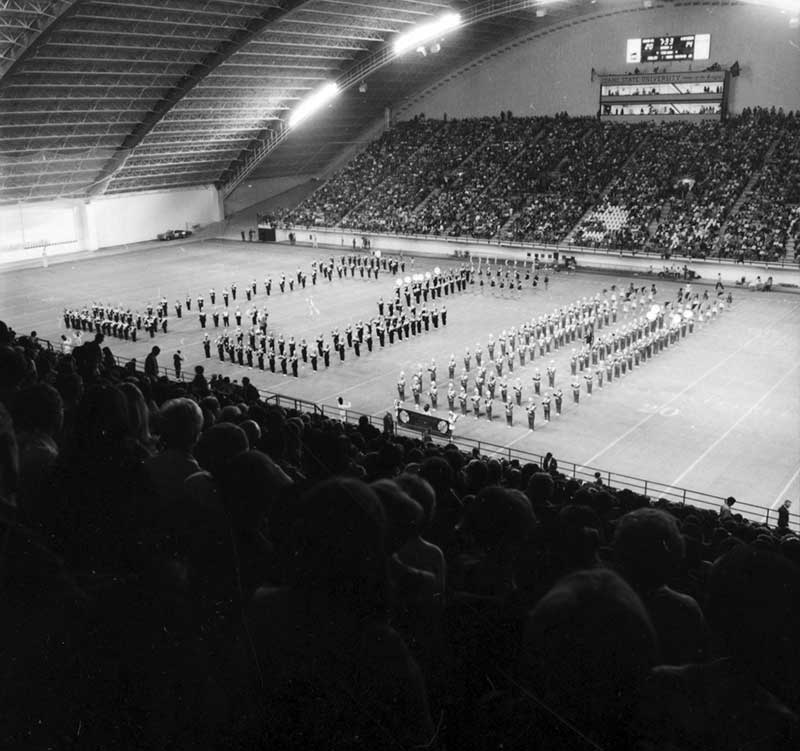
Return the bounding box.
[3,238,798,518]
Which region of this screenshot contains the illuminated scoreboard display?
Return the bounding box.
[626,34,711,64]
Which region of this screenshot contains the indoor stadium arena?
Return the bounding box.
[1,1,799,749]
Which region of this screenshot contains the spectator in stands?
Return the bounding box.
[190,364,210,397]
[216,449,293,596]
[11,383,63,514]
[0,402,19,506]
[719,495,737,522]
[634,545,800,750]
[245,477,434,749]
[395,472,447,598]
[523,569,658,749]
[241,376,260,403]
[35,384,162,574]
[145,397,203,504]
[144,345,160,378]
[777,499,792,530]
[118,381,156,455]
[444,487,537,748]
[371,479,440,676]
[612,507,708,664]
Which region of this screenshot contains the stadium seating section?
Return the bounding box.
[2,322,799,750]
[282,107,800,263]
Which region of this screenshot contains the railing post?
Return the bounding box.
[682,488,687,505]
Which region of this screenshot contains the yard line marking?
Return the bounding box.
[668,364,800,489]
[575,301,800,473]
[491,428,534,456]
[317,369,398,403]
[771,464,800,509]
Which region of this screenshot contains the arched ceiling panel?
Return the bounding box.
[0,1,766,204]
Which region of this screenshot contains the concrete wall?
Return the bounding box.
[224,175,316,215]
[0,184,222,265]
[89,185,221,249]
[400,3,800,120]
[279,226,800,287]
[0,201,81,261]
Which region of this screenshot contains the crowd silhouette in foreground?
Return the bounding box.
[1,318,798,750]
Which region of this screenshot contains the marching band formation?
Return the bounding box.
[61,249,733,440]
[207,262,472,374]
[397,280,731,433]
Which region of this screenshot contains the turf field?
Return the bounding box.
[2,238,798,519]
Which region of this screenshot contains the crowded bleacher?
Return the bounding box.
[2,319,798,750]
[284,108,800,263]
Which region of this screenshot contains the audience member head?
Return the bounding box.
[11,383,63,438]
[526,471,556,510]
[193,422,249,479]
[557,504,603,570]
[219,404,241,424]
[290,477,388,617]
[612,508,685,592]
[239,419,261,448]
[523,569,658,747]
[371,479,424,554]
[73,384,130,454]
[462,458,487,492]
[0,403,19,500]
[460,486,536,559]
[118,381,152,447]
[420,454,454,495]
[156,398,203,451]
[0,346,29,403]
[199,395,220,420]
[705,544,800,697]
[218,450,292,532]
[395,472,437,535]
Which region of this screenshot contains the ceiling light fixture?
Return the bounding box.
[288,82,339,128]
[393,12,462,57]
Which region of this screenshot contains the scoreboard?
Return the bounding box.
[598,70,727,122]
[626,34,711,64]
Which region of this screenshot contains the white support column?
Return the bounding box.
[78,200,98,252]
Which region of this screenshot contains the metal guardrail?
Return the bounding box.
[35,335,798,529]
[282,224,800,270]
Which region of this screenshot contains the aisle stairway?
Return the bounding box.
[493,126,550,236]
[711,132,783,252]
[564,130,654,243]
[648,200,672,238]
[339,121,443,225]
[410,137,490,218]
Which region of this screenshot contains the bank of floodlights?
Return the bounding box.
[393,12,462,57]
[288,82,340,128]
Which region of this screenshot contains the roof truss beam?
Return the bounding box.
[0,1,81,80]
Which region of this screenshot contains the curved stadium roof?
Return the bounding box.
[0,0,762,205]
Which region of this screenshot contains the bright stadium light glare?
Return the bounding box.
[288,82,340,128]
[393,12,462,57]
[753,0,800,10]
